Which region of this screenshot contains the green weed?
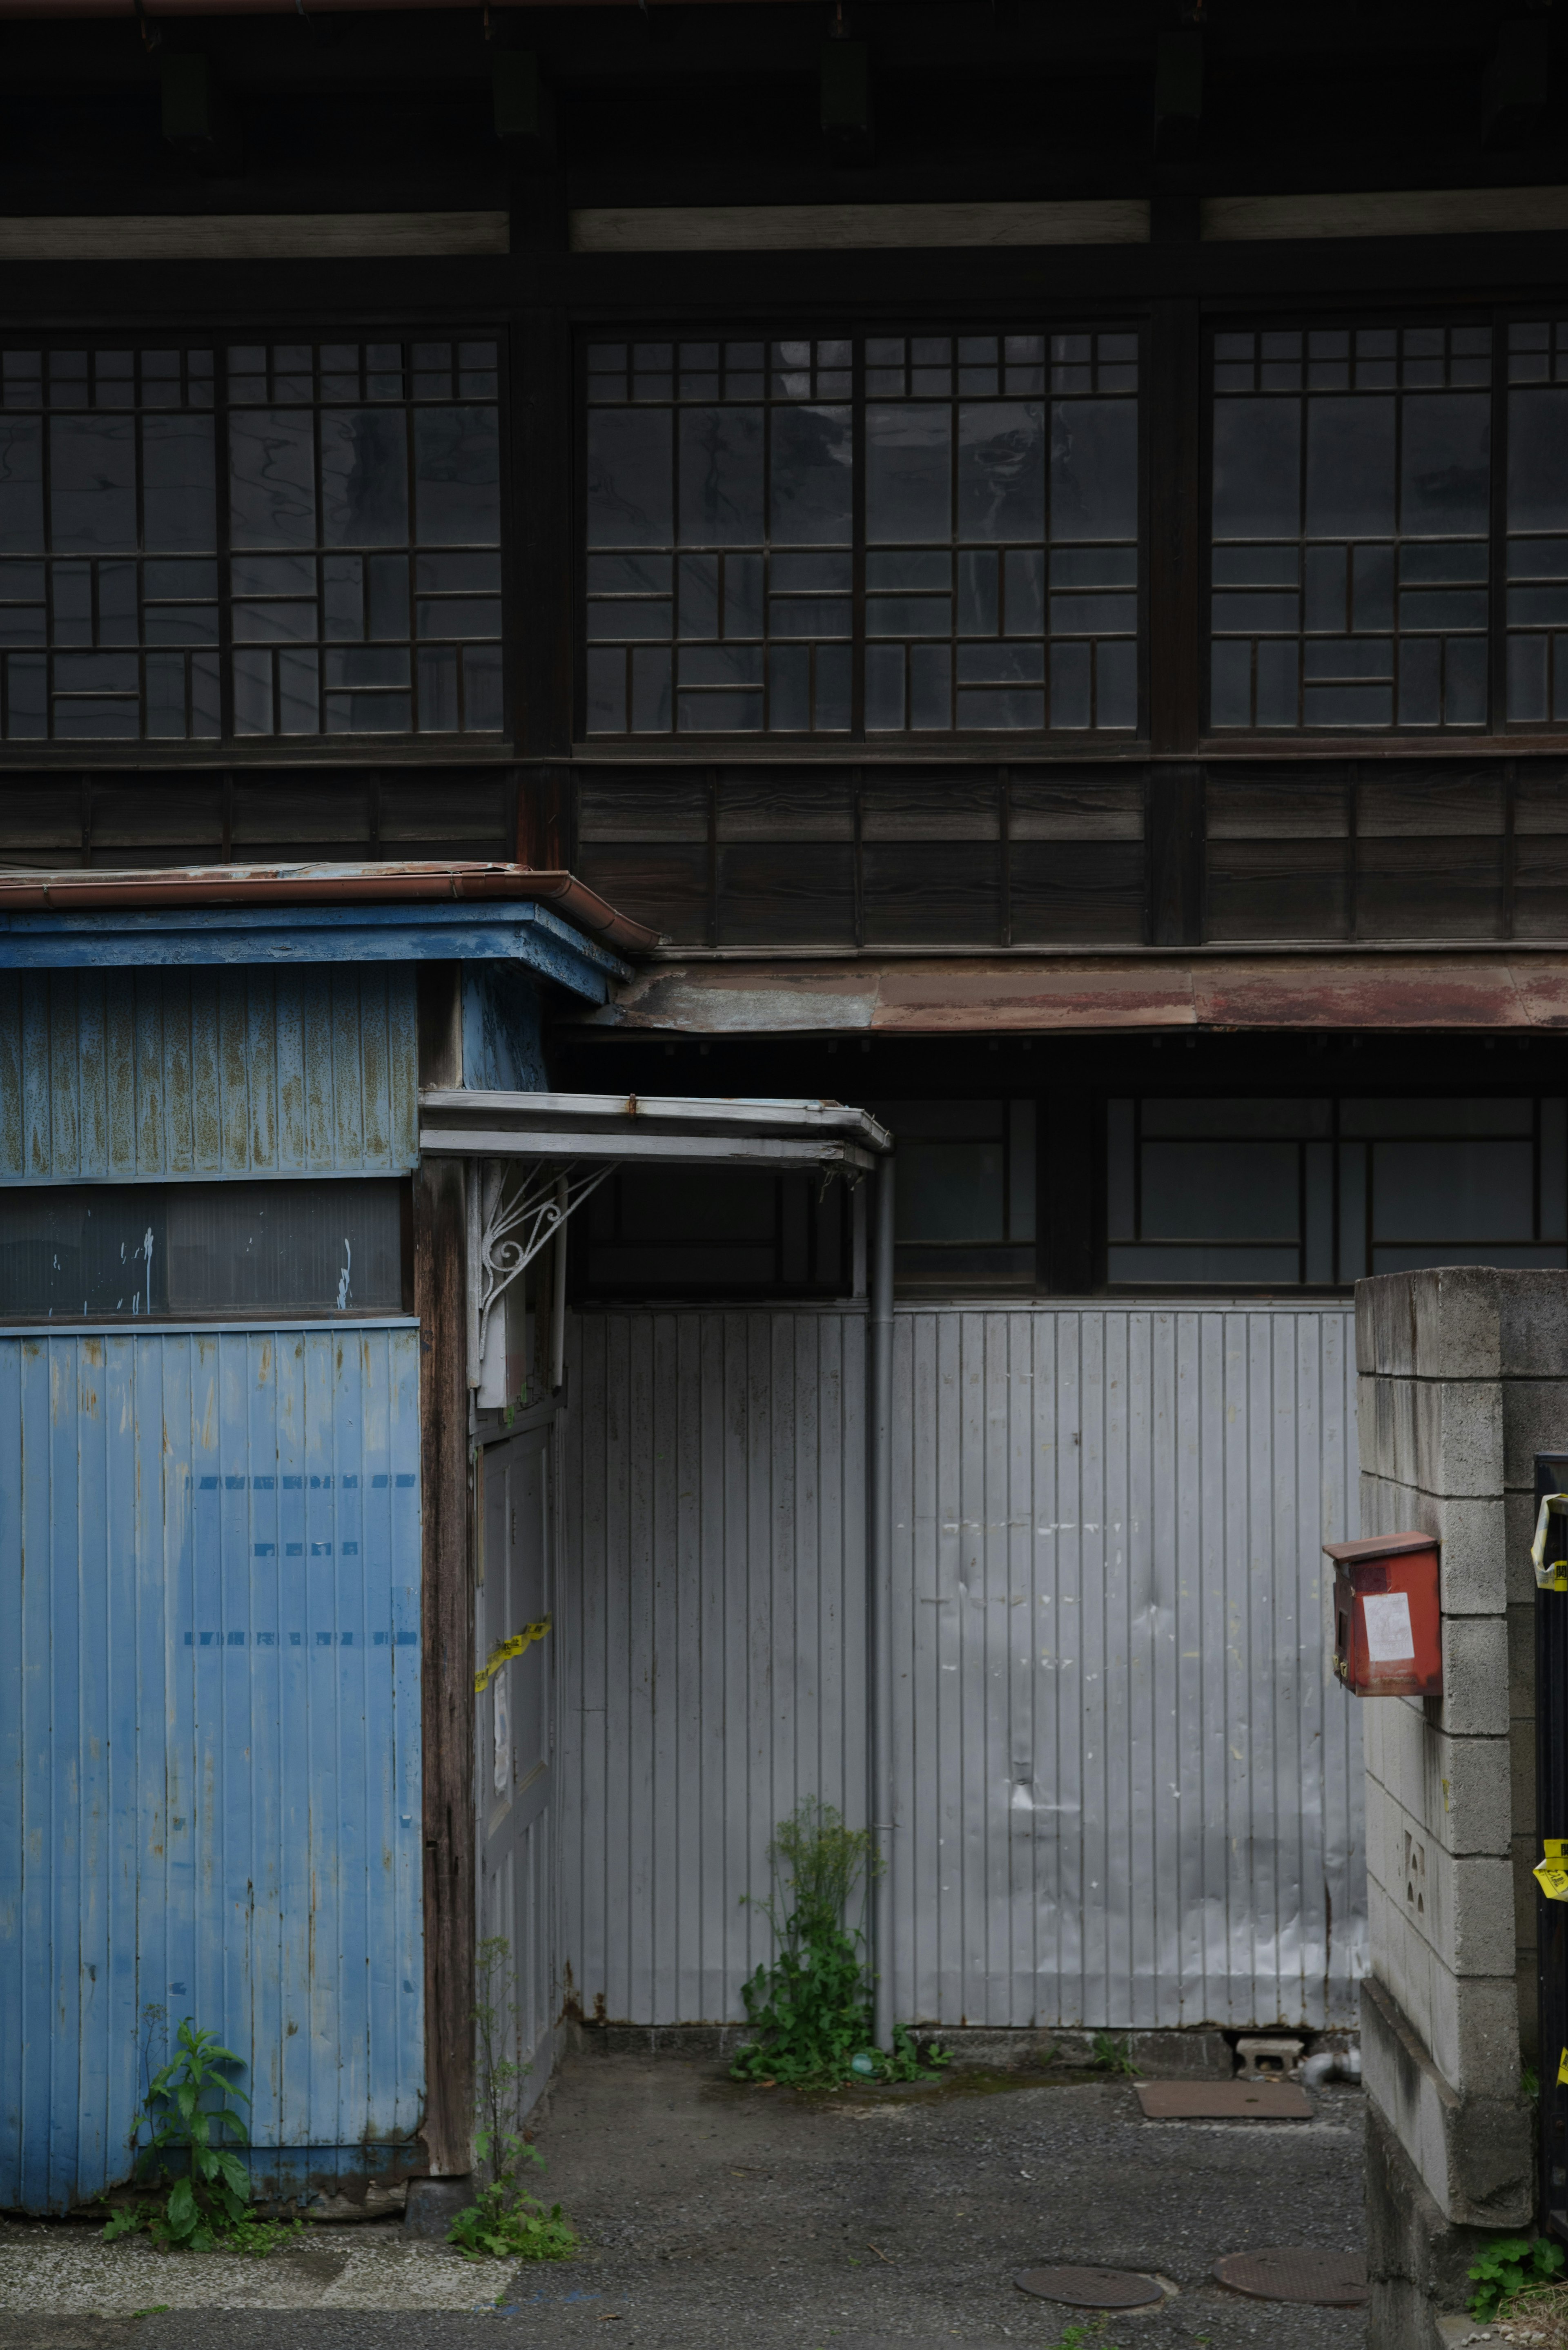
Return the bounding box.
[729,1799,946,2090]
[1089,2033,1138,2077]
[1468,2233,1565,2319]
[102,2014,299,2256]
[447,1937,577,2264]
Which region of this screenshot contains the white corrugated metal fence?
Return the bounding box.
[558,1302,1363,2034]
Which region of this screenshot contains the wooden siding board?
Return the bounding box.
[715,845,858,947]
[1205,840,1352,941]
[229,780,374,847]
[577,777,711,843]
[1008,773,1146,840]
[378,776,510,844]
[716,770,858,843]
[1357,767,1505,837]
[1206,770,1352,839]
[858,773,1002,841]
[1514,765,1568,834]
[574,845,711,944]
[1354,837,1507,937]
[860,843,1002,945]
[1009,840,1147,945]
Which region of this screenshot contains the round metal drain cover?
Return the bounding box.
[1014,2267,1164,2310]
[1213,2248,1368,2308]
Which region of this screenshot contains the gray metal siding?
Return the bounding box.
[559,1310,867,2026]
[559,1303,1363,2033]
[0,1324,425,2212]
[0,965,418,1183]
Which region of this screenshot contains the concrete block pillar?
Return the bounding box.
[1356,1269,1568,2346]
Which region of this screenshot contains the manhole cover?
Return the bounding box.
[1014,2266,1165,2310]
[1213,2248,1368,2307]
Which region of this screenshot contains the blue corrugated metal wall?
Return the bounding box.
[0,1322,424,2212]
[0,966,418,1184]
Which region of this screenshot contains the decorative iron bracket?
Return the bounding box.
[466,1157,611,1390]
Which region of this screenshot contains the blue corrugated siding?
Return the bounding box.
[0,966,418,1184]
[0,1323,424,2213]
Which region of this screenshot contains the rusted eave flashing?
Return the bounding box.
[0,859,659,958]
[581,949,1568,1035]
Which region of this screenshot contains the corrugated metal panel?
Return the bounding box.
[0,965,418,1183]
[0,1323,424,2213]
[478,1423,557,2118]
[559,1310,867,2026]
[558,1302,1363,2033]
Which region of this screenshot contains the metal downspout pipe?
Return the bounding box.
[869,1147,895,2051]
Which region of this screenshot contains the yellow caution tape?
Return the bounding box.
[474,1616,552,1695]
[1532,1495,1568,1592]
[1558,2047,1568,2089]
[1536,1840,1568,1904]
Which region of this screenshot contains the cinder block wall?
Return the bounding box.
[1356,1268,1565,2344]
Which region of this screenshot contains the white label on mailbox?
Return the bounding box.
[1363,1591,1416,1664]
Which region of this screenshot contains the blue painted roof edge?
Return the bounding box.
[0,899,629,1001]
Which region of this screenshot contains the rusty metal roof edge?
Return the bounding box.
[0,860,660,958]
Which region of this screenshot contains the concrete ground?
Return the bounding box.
[1,2053,1368,2350]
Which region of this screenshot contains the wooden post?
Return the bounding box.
[414,1155,474,2177]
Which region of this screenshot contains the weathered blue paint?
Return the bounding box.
[0,966,419,1185]
[0,1322,424,2213]
[0,901,630,1001]
[461,963,548,1092]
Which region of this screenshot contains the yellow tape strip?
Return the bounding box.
[474,1616,552,1695]
[1558,2047,1568,2089]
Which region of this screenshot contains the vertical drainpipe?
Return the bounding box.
[869,1144,895,2050]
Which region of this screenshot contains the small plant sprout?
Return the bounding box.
[101,2016,301,2255]
[1089,2033,1139,2078]
[730,1798,948,2089]
[447,1936,577,2263]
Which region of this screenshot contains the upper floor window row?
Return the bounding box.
[1210,319,1568,736]
[0,339,501,745]
[583,329,1140,740]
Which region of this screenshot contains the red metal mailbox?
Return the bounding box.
[1326,1531,1443,1698]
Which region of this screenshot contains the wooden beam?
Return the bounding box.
[414,1155,474,2179]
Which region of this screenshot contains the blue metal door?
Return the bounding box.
[0,1323,424,2212]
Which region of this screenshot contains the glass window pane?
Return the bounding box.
[229,410,316,548]
[1215,327,1493,735]
[412,406,500,546]
[321,410,409,547]
[585,326,1137,740]
[1213,399,1301,540]
[1372,1139,1534,1241]
[677,406,764,546]
[139,412,216,554]
[897,1139,1006,1242]
[1140,1141,1301,1242]
[50,414,137,552]
[1050,397,1136,541]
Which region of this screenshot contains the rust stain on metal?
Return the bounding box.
[0,858,659,954]
[591,952,1568,1035]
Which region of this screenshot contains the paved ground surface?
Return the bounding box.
[0,2053,1368,2350]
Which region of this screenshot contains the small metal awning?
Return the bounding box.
[419,1089,891,1171]
[427,1092,892,1398]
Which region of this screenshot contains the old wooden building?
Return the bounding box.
[0,0,1559,2243]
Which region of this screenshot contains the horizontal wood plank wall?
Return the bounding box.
[574,766,1151,951]
[575,758,1568,951]
[1206,758,1566,943]
[0,772,516,870]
